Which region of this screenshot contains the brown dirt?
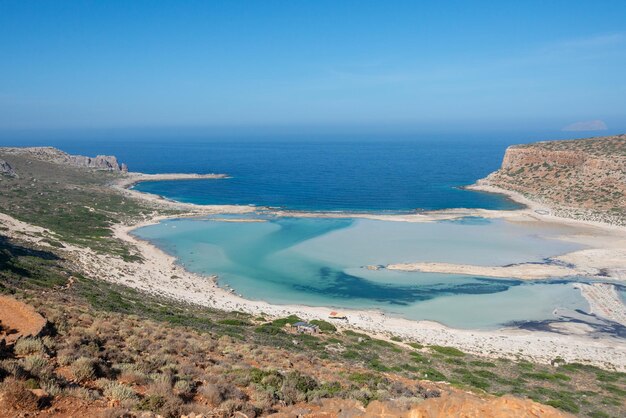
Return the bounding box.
[270,390,573,418]
[0,295,47,345]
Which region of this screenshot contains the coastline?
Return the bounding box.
[110,173,625,366]
[111,172,257,215]
[3,172,624,370]
[99,220,626,370]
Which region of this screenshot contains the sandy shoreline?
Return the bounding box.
[2,173,625,370]
[385,261,591,280]
[111,172,257,215]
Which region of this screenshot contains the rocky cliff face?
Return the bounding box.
[0,159,17,177]
[66,154,128,172]
[479,134,626,225]
[0,147,128,172]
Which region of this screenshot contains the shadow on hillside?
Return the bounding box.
[0,235,60,278]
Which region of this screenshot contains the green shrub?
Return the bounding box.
[523,372,571,382]
[588,411,611,418]
[368,359,390,372]
[469,360,496,368]
[71,357,96,382]
[342,350,359,360]
[545,398,580,414]
[343,330,370,339]
[601,384,626,396]
[218,319,251,326]
[429,345,465,357]
[254,324,284,335]
[348,372,382,386]
[14,338,46,356]
[272,315,302,327]
[410,352,426,363]
[103,381,137,401]
[23,378,39,389]
[422,368,446,381]
[23,355,49,377]
[137,394,167,411]
[309,320,336,332]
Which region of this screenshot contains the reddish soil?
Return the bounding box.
[0,295,47,345]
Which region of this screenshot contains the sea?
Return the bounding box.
[1,132,543,211]
[1,132,603,329]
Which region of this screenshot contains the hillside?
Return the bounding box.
[0,147,624,417]
[477,134,626,225]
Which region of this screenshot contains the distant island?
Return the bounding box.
[1,136,625,417]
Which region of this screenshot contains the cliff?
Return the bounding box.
[0,147,128,172]
[478,134,626,225]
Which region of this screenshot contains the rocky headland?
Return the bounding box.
[474,134,626,225]
[0,146,128,172]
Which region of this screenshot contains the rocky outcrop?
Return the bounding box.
[0,159,17,177]
[66,154,128,172]
[479,134,626,225]
[0,295,47,345]
[0,147,128,172]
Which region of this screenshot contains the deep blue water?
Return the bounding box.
[1,135,525,211]
[133,140,522,211]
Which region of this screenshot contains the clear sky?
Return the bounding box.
[1,1,625,135]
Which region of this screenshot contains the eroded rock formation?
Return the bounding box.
[0,147,128,172]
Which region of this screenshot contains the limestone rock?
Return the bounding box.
[0,159,17,177]
[0,146,128,172]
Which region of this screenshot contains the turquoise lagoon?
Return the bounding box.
[133,215,589,329]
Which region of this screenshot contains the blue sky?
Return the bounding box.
[1,1,625,134]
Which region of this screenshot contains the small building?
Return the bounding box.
[292,321,319,334]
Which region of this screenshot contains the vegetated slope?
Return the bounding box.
[0,146,624,416]
[479,134,626,225]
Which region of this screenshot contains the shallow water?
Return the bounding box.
[134,216,588,329]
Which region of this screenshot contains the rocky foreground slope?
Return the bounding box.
[477,134,626,225]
